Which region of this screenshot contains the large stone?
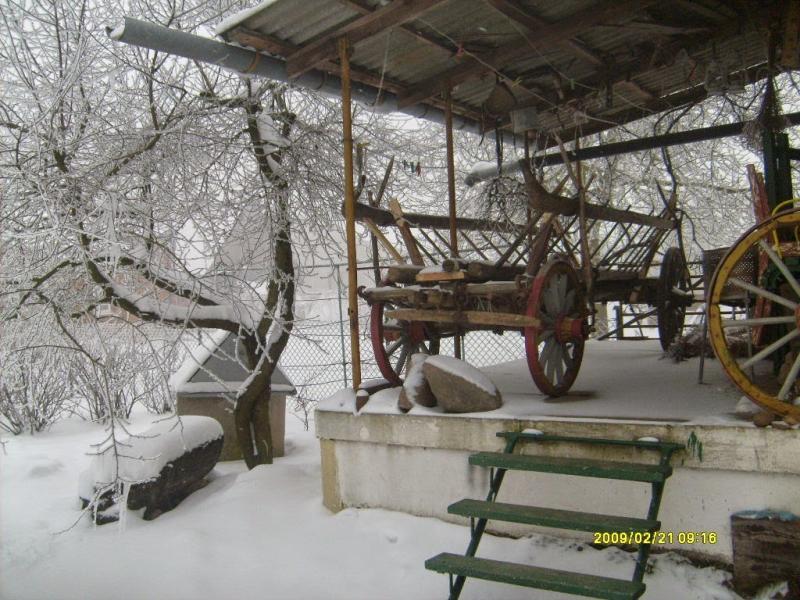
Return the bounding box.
[422,356,502,413]
[398,353,437,412]
[79,416,224,522]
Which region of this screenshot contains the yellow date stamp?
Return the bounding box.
[593,531,718,545]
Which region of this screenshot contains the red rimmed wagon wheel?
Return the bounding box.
[524,258,589,396]
[370,299,440,385]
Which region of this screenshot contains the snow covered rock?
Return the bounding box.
[398,354,436,412]
[422,356,502,413]
[79,416,224,522]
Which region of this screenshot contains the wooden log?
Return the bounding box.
[361,286,421,302]
[385,264,424,284]
[385,308,539,328]
[388,199,424,266]
[466,261,525,281]
[464,281,521,296]
[415,270,466,282]
[522,166,675,230]
[731,513,800,597]
[350,201,526,233]
[442,258,470,272]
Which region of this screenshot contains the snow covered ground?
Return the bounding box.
[1,407,757,600]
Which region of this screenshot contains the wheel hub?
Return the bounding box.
[555,315,587,343]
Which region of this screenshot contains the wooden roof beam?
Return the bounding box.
[485,0,605,67]
[227,26,486,123]
[286,0,446,79]
[337,0,456,55]
[482,15,749,133]
[397,0,657,109]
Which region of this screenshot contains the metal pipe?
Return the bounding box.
[465,111,800,186]
[107,18,520,144]
[340,38,362,391]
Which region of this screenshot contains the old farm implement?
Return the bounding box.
[358,164,690,396]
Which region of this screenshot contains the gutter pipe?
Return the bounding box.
[465,111,800,186]
[107,18,522,145]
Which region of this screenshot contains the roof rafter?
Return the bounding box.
[286,0,447,79]
[485,0,606,67]
[499,16,748,123]
[397,0,658,109]
[227,26,486,123]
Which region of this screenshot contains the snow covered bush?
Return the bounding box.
[0,345,74,435]
[68,322,183,423]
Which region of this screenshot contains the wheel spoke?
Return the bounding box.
[540,338,555,371]
[394,345,410,373]
[553,344,565,383]
[545,347,556,382]
[728,277,798,310]
[564,289,575,312]
[778,351,800,400]
[556,274,568,307]
[741,328,800,369]
[759,239,800,300]
[563,344,574,370]
[721,316,796,328]
[544,284,559,315]
[385,339,403,356]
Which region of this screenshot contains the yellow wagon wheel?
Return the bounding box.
[708,208,800,421]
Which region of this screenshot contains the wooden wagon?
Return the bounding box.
[358,162,691,396]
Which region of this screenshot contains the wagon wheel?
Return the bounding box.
[370,299,440,386]
[708,209,800,421]
[524,258,588,396]
[657,247,691,351]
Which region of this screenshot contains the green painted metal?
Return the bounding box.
[497,431,684,453]
[448,499,660,534]
[425,553,646,600]
[763,130,794,211]
[426,432,683,599]
[469,452,671,482]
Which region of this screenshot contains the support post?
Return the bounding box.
[763,130,793,211]
[444,85,459,258]
[444,84,462,359]
[339,37,362,389]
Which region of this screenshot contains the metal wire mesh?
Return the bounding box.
[280,308,526,405]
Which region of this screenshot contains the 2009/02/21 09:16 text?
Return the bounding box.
[593,531,718,545]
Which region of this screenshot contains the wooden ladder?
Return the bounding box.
[425,431,683,599]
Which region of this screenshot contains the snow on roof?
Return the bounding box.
[214,0,281,36]
[171,330,295,396]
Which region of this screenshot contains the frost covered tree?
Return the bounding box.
[0,0,359,467]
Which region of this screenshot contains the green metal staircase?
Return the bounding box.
[425,431,683,599]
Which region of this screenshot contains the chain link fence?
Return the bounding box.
[279,264,527,410]
[280,314,527,405]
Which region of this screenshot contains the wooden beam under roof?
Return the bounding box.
[227,26,485,123]
[397,0,657,109]
[532,61,770,151]
[286,0,446,79]
[485,0,605,67]
[482,15,752,132]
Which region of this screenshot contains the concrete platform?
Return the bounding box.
[316,341,800,562]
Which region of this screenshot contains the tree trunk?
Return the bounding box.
[234,85,296,469]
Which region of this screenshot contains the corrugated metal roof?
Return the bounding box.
[216,0,775,140]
